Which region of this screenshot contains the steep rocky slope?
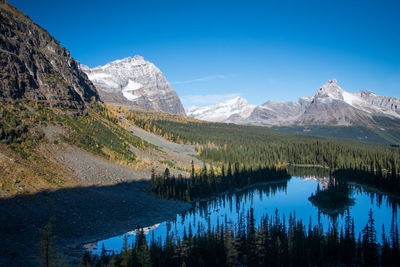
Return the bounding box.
[81,56,185,115]
[0,2,98,110]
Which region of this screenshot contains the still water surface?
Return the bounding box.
[86,176,399,254]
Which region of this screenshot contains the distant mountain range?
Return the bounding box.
[187,79,400,127]
[81,56,185,115]
[1,0,399,144]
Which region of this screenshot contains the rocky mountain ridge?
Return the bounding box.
[0,1,98,110]
[81,56,186,115]
[187,79,400,126]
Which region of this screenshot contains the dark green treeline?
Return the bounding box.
[81,209,400,267]
[151,162,290,201]
[333,168,400,194]
[199,141,400,191]
[127,111,400,193]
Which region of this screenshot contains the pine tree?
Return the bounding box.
[37,221,59,267]
[362,209,378,266]
[134,229,152,267]
[164,168,170,179]
[100,243,109,266]
[224,230,238,267]
[190,160,195,179]
[120,234,131,267]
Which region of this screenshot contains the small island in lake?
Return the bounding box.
[308,178,355,216]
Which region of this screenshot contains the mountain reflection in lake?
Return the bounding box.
[87,176,399,254]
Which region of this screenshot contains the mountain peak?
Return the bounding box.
[82,55,185,115]
[121,55,145,63]
[316,78,344,100]
[99,55,147,70]
[328,78,338,84]
[321,78,340,89]
[225,96,248,105]
[133,55,145,61]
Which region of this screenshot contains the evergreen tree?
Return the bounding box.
[37,221,58,267]
[134,229,152,267]
[362,209,378,266]
[120,234,131,267]
[100,243,109,266]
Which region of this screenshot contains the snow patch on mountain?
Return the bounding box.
[81,55,186,115]
[122,80,143,101]
[342,91,361,106]
[86,72,119,90]
[186,97,256,122]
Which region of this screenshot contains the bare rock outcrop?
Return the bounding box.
[0,2,99,110]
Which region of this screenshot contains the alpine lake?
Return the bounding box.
[84,168,400,254]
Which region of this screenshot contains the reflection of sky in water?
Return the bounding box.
[88,177,399,254]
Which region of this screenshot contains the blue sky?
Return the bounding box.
[9,0,400,107]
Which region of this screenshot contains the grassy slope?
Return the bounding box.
[0,101,153,196]
[0,143,78,197]
[0,101,73,195]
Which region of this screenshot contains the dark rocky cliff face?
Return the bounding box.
[0,2,98,110]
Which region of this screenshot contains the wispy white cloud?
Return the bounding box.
[181,93,241,107]
[171,74,233,85]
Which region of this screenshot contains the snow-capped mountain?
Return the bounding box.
[81,56,185,115]
[298,79,400,125]
[186,97,256,122]
[187,79,400,126]
[311,78,400,116]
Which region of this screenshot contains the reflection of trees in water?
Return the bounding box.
[308,175,400,222]
[291,166,400,216]
[89,174,400,265]
[151,164,290,201]
[83,207,400,267]
[164,174,399,255]
[183,180,288,219]
[352,184,399,216]
[181,175,399,230]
